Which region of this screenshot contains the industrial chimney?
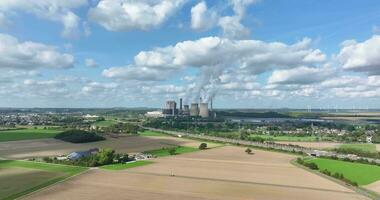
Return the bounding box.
[180,98,183,111]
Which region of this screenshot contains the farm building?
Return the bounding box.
[67,148,99,160]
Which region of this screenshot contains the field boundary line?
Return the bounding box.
[15,167,91,200]
[291,158,380,200]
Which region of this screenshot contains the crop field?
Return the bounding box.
[139,130,167,137]
[0,160,87,200]
[0,135,219,159]
[145,146,199,157]
[338,143,377,153]
[0,127,62,142]
[92,119,118,127]
[100,160,154,170]
[24,146,368,200]
[305,158,380,186]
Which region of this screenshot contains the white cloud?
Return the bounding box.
[82,82,118,95]
[0,0,88,39]
[189,0,257,39]
[218,15,250,39]
[85,58,98,68]
[103,36,326,101]
[88,0,186,31]
[230,0,258,17]
[0,34,74,70]
[102,66,170,81]
[190,1,218,31]
[320,76,366,88]
[268,66,335,85]
[339,35,380,75]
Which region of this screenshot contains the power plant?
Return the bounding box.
[162,98,214,118]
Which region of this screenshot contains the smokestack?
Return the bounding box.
[210,97,213,112]
[200,97,202,104]
[180,98,183,111]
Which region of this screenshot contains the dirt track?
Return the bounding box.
[23,146,369,200]
[0,135,215,159]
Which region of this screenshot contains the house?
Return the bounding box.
[366,136,373,143]
[134,153,153,161]
[67,148,99,160]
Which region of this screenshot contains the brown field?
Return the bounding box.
[364,181,380,194]
[0,135,219,159]
[276,141,342,149]
[0,168,63,199]
[24,146,368,200]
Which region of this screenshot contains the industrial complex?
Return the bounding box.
[162,98,214,118]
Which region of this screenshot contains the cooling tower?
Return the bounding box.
[190,103,199,116]
[199,103,209,118]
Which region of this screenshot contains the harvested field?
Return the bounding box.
[24,146,369,200]
[276,141,342,149]
[0,135,219,159]
[364,181,380,194]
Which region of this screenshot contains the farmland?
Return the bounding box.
[139,130,167,137]
[92,119,118,127]
[100,160,154,170]
[0,135,220,159]
[24,146,369,200]
[338,144,377,153]
[304,158,380,185]
[145,146,199,157]
[0,160,87,200]
[0,127,62,142]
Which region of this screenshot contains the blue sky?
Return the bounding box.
[0,0,379,108]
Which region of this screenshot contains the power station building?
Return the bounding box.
[162,98,213,118]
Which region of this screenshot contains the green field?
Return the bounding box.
[249,134,332,142]
[145,146,199,157]
[305,158,380,185]
[139,130,167,137]
[100,160,154,170]
[338,143,377,153]
[0,127,63,142]
[0,160,87,200]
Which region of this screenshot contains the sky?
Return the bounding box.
[0,0,380,109]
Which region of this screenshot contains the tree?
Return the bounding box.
[199,143,207,150]
[168,147,177,155]
[245,148,252,154]
[96,149,116,165]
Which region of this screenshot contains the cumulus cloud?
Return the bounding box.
[102,66,170,81]
[85,58,98,68]
[82,81,118,95]
[88,0,186,31]
[190,0,257,39]
[103,36,325,101]
[268,66,335,85]
[339,35,380,75]
[0,34,74,70]
[191,1,218,31]
[218,16,250,39]
[0,0,88,39]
